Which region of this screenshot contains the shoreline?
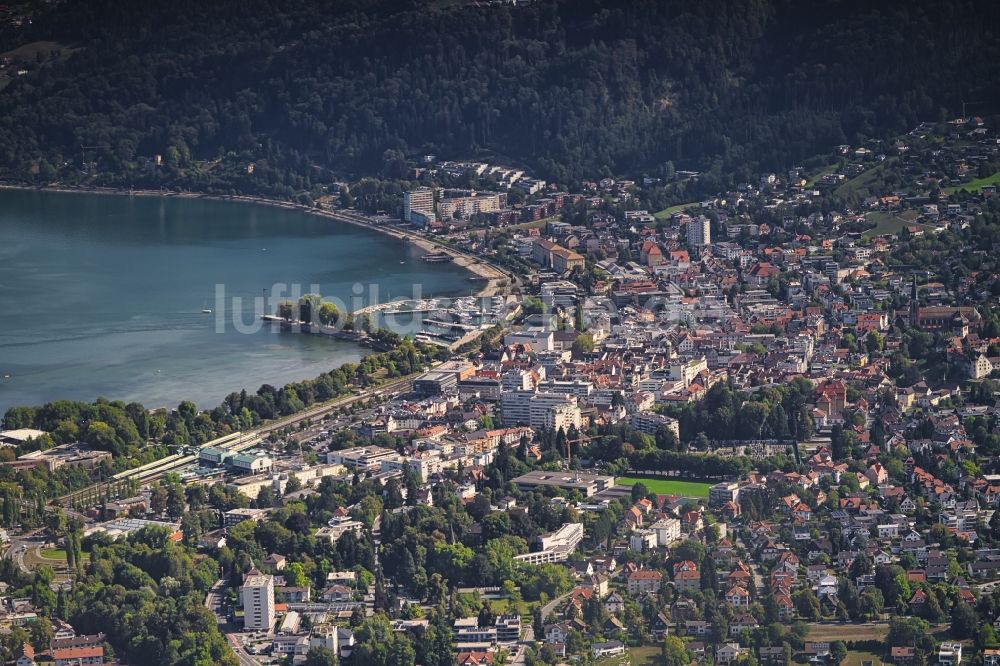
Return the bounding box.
[0,182,513,414]
[0,183,511,299]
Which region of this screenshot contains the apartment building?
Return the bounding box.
[437,190,506,219]
[629,412,681,440]
[501,391,581,431]
[403,187,435,225]
[242,569,276,632]
[514,523,584,564]
[687,216,712,248]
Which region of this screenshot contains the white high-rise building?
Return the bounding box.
[403,187,436,225]
[687,216,711,247]
[501,390,581,431]
[242,568,276,632]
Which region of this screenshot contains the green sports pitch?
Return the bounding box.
[617,477,712,498]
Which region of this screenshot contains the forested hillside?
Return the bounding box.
[0,0,997,194]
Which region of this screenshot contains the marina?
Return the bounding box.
[362,295,519,347]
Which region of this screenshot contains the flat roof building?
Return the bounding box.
[513,470,615,497]
[242,569,276,632]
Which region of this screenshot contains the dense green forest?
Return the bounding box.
[0,0,997,196]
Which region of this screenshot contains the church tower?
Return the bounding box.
[909,276,919,327]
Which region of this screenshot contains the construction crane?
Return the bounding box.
[563,435,589,467]
[562,433,615,467]
[961,99,985,121]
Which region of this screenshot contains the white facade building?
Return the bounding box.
[687,216,711,248]
[242,570,276,632]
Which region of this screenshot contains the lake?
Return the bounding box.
[0,189,473,415]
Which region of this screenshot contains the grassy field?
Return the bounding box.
[628,645,663,666]
[617,477,712,498]
[945,170,1000,193]
[862,210,927,239]
[805,164,840,187]
[654,202,698,220]
[0,41,77,92]
[807,622,888,643]
[38,548,89,562]
[506,216,558,231]
[483,597,535,618]
[843,650,883,666]
[834,158,897,199]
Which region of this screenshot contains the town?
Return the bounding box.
[2,114,1000,666]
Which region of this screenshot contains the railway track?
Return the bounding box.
[56,374,419,507]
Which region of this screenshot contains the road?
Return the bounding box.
[205,579,227,623]
[206,579,267,666]
[539,590,573,622]
[226,633,261,666]
[3,531,44,575]
[7,541,29,574]
[975,578,1000,592]
[735,534,764,592]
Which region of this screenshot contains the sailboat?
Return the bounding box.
[201,298,213,314]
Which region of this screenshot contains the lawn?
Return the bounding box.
[945,169,1000,194]
[38,548,89,562]
[834,158,897,199]
[843,650,883,666]
[806,622,888,643]
[484,597,536,618]
[617,477,712,498]
[629,645,664,666]
[862,210,927,240]
[654,202,698,220]
[506,217,557,231]
[805,164,840,187]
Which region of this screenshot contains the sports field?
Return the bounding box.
[617,477,712,498]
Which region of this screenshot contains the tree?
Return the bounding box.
[44,510,67,539]
[285,562,308,588]
[521,297,544,316]
[574,300,585,332]
[303,647,338,666]
[859,588,884,620]
[318,302,339,326]
[571,333,594,359]
[887,616,933,654]
[672,540,705,567]
[166,483,186,518]
[793,588,821,620]
[831,641,848,665]
[663,636,690,666]
[866,330,885,354]
[950,601,977,639]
